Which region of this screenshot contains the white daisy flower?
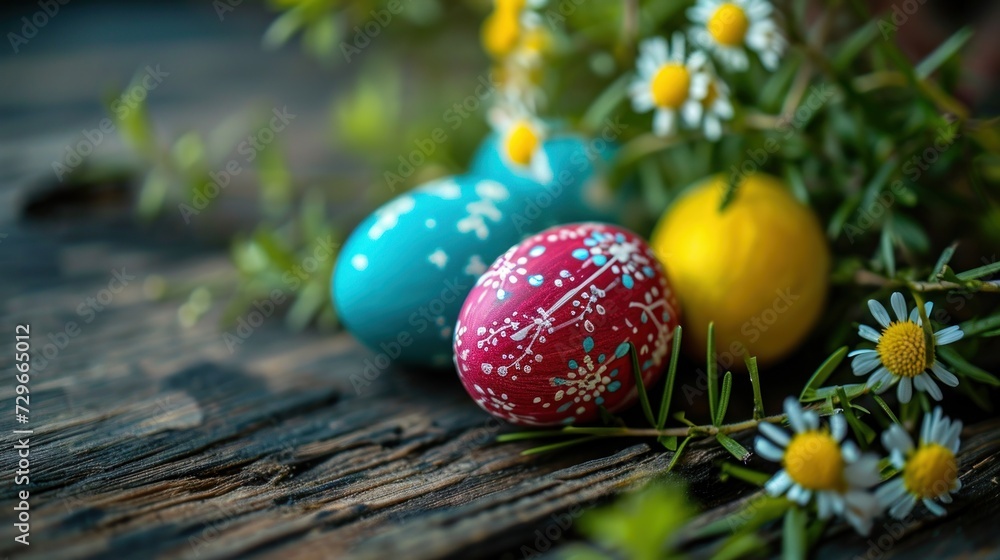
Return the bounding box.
[687,0,785,71]
[689,58,733,140]
[629,33,710,138]
[487,101,552,183]
[876,407,962,519]
[755,397,883,535]
[849,292,964,404]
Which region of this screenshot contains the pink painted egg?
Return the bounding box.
[453,223,681,426]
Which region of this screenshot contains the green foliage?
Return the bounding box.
[568,480,694,560]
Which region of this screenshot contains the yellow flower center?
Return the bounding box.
[650,64,691,109]
[519,27,548,56]
[708,3,750,46]
[903,443,958,499]
[877,321,929,378]
[496,0,526,12]
[505,121,540,166]
[783,431,846,491]
[482,10,521,58]
[702,82,719,108]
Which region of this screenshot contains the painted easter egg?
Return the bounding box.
[333,174,535,368]
[453,223,681,426]
[470,133,621,223]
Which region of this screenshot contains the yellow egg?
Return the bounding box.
[650,173,830,367]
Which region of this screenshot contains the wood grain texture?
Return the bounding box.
[0,214,998,560]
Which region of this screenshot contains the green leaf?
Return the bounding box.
[521,436,602,456]
[657,326,683,430]
[833,20,879,71]
[667,436,694,472]
[861,157,898,213]
[707,322,719,425]
[719,462,771,486]
[747,356,765,420]
[799,346,848,400]
[719,176,739,211]
[716,432,750,461]
[302,14,340,63]
[263,7,305,50]
[956,260,1000,281]
[713,533,768,560]
[872,394,900,424]
[915,27,974,79]
[715,371,733,426]
[959,313,1000,337]
[938,346,1000,386]
[581,73,630,133]
[930,242,959,281]
[783,506,808,560]
[496,430,573,442]
[836,386,876,446]
[658,435,678,451]
[628,342,657,427]
[697,495,789,539]
[880,223,897,278]
[911,291,936,368]
[808,383,868,403]
[136,169,170,220]
[577,481,694,560]
[784,162,809,204]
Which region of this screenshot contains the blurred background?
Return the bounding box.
[2,0,999,332]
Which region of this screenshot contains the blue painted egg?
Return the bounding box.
[470,133,622,223]
[334,174,559,368]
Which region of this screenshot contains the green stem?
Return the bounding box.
[854,269,1000,293]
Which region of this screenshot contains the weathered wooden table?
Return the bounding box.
[1,184,999,560]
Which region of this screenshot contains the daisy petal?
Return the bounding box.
[764,470,794,496]
[784,397,806,433]
[858,325,882,343]
[653,109,675,137]
[897,376,913,403]
[830,413,847,442]
[845,454,882,488]
[754,436,785,462]
[881,424,914,455]
[841,440,860,462]
[930,362,959,387]
[788,485,812,506]
[681,100,702,127]
[915,373,943,401]
[890,292,908,322]
[889,495,916,519]
[704,115,722,140]
[851,352,881,376]
[923,498,946,516]
[875,479,908,508]
[867,367,893,390]
[758,421,790,446]
[816,492,832,519]
[943,420,963,453]
[868,300,892,328]
[934,325,964,346]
